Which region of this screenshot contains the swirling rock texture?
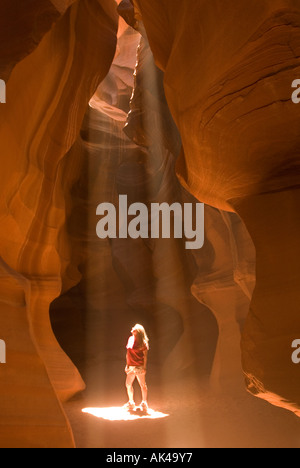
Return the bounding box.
[51,9,260,448]
[0,0,78,81]
[50,23,219,393]
[0,0,118,448]
[133,0,300,416]
[1,0,299,450]
[118,21,257,391]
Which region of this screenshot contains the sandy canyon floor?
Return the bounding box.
[63,363,300,449]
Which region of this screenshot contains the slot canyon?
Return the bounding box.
[0,0,299,448]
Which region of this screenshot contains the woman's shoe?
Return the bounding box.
[139,401,148,412]
[123,401,136,411]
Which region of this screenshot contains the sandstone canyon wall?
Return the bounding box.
[50,11,256,435]
[0,0,299,449]
[133,0,300,416]
[0,0,118,448]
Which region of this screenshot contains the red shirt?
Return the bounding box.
[126,336,148,366]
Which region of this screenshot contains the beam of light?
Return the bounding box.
[82,15,205,447]
[82,406,169,421]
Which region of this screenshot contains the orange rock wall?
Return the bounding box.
[1,0,300,449]
[134,0,300,415]
[0,0,118,448]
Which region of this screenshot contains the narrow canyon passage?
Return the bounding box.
[1,0,300,448]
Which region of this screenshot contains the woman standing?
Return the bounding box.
[124,324,149,412]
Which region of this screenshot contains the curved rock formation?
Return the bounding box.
[51,23,218,388]
[133,0,300,416]
[0,0,79,81]
[85,14,256,393]
[0,0,118,448]
[1,0,299,449]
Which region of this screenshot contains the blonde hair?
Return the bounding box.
[132,324,149,349]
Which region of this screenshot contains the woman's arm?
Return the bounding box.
[143,349,148,371]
